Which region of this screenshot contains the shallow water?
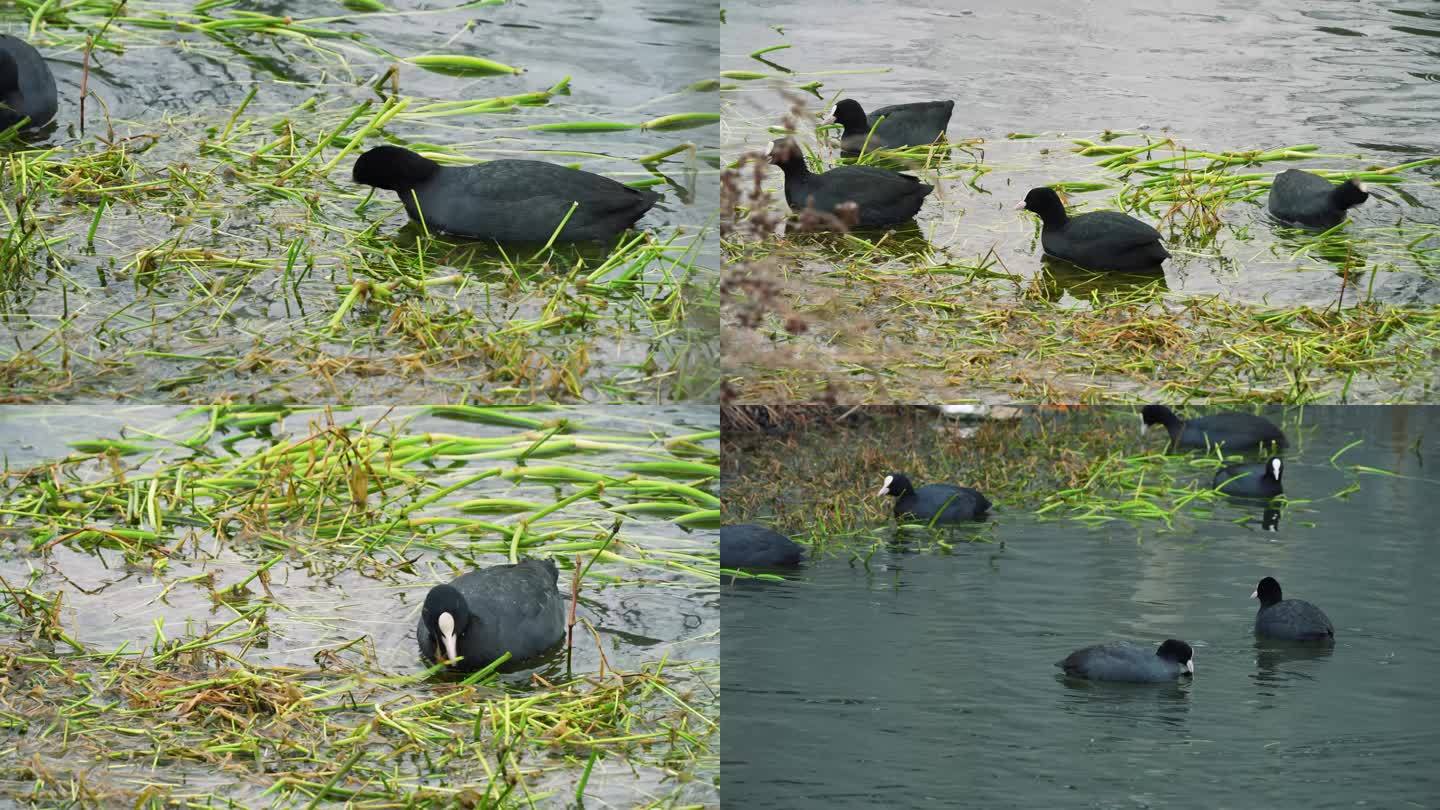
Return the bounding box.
[2,0,719,401]
[724,0,1439,304]
[721,0,1440,401]
[0,404,718,805]
[723,406,1440,807]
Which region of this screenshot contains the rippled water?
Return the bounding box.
[723,406,1440,807]
[723,0,1440,307]
[0,404,718,805]
[2,0,719,400]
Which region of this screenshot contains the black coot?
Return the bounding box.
[1267,169,1369,229]
[353,145,659,242]
[1016,187,1169,271]
[1253,576,1334,641]
[877,472,990,524]
[0,34,58,132]
[417,559,566,671]
[721,524,804,569]
[767,137,933,228]
[1214,457,1283,498]
[1057,639,1195,683]
[1141,404,1287,452]
[827,98,953,156]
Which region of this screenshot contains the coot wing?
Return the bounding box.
[1057,641,1138,677]
[417,161,655,238]
[721,524,802,568]
[825,165,927,187]
[1268,170,1348,226]
[1064,210,1163,248]
[1258,599,1334,640]
[867,100,954,135]
[1272,169,1333,198]
[1187,412,1285,447]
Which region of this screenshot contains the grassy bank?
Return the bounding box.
[2,0,719,402]
[0,404,719,806]
[722,406,1379,556]
[719,42,1440,404]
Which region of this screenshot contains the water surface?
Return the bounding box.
[721,0,1440,400]
[723,406,1440,807]
[725,0,1439,303]
[3,0,720,401]
[0,404,719,805]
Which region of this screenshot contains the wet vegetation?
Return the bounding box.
[2,0,719,402]
[720,40,1440,404]
[722,405,1380,556]
[0,404,718,806]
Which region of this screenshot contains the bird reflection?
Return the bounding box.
[1033,256,1168,301]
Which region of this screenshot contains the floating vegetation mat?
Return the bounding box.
[721,406,1386,556]
[720,37,1440,404]
[1,0,719,401]
[0,404,719,806]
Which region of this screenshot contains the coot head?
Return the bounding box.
[1157,639,1195,673]
[876,472,915,498]
[421,583,471,665]
[1015,187,1068,226]
[1336,178,1369,210]
[1252,576,1283,608]
[826,99,867,131]
[353,145,441,191]
[765,138,807,173]
[1140,404,1180,435]
[1263,457,1283,483]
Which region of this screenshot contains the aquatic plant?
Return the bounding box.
[0,404,719,805]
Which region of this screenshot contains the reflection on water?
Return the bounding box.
[1253,642,1337,693]
[723,406,1440,807]
[1,0,720,400]
[1037,257,1169,300]
[723,0,1440,308]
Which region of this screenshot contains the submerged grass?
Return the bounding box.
[725,259,1440,403]
[0,405,719,806]
[722,406,1374,556]
[720,42,1440,404]
[2,0,719,402]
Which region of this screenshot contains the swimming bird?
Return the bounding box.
[767,137,933,228]
[826,98,953,156]
[1267,169,1369,229]
[1057,639,1195,683]
[353,145,659,242]
[0,34,58,132]
[1214,457,1283,499]
[1016,187,1169,271]
[1253,576,1334,641]
[721,524,804,568]
[877,472,990,525]
[1141,405,1286,452]
[417,559,566,672]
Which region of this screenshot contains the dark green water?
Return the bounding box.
[723,407,1440,808]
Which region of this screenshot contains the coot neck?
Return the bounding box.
[1158,415,1183,444]
[1036,206,1070,231]
[835,113,869,140]
[774,155,811,180]
[1330,181,1366,211]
